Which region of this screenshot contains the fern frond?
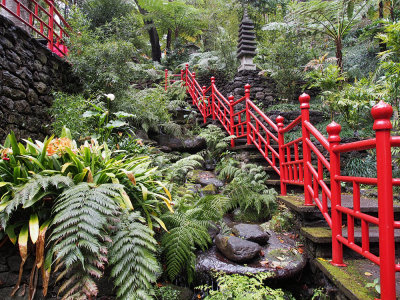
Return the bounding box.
[161,211,211,282]
[164,154,204,183]
[109,211,160,300]
[50,182,120,299]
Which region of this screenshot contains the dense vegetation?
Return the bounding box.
[1,0,400,299]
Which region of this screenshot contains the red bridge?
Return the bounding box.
[166,65,400,300]
[0,0,69,57]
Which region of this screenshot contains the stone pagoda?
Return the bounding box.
[237,9,257,72]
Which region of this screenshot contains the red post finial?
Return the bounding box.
[371,101,393,131]
[193,72,196,78]
[276,115,284,128]
[228,95,234,103]
[185,64,189,68]
[211,76,215,84]
[327,121,342,143]
[244,84,251,99]
[299,93,311,109]
[202,86,207,92]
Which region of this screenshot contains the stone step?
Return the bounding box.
[312,258,400,300]
[278,194,400,222]
[301,225,400,259]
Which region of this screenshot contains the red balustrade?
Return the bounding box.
[1,0,69,57]
[166,65,399,299]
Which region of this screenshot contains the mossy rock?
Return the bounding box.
[202,184,218,195]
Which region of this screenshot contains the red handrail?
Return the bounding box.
[1,0,69,57]
[167,66,399,299]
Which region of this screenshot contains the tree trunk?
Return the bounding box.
[134,0,162,62]
[166,29,172,51]
[335,37,343,71]
[379,1,387,52]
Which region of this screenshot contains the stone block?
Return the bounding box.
[2,87,26,100]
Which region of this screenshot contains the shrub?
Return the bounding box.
[0,132,172,299]
[50,92,92,140]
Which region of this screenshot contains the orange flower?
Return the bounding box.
[46,138,74,156]
[1,148,12,160]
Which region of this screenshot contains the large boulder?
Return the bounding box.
[232,224,270,245]
[187,170,224,187]
[215,234,261,263]
[156,134,206,153]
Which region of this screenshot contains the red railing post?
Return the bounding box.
[48,0,55,53]
[211,77,216,120]
[327,122,346,267]
[192,72,196,105]
[165,69,168,91]
[229,95,235,148]
[299,93,313,206]
[202,86,207,124]
[185,64,189,87]
[372,101,396,300]
[245,84,251,145]
[276,116,287,195]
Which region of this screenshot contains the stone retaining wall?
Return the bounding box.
[0,14,80,143]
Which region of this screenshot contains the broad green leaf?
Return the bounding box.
[105,120,127,129]
[5,225,17,244]
[0,182,11,188]
[60,126,73,140]
[18,224,29,247]
[9,131,20,156]
[29,213,39,244]
[139,183,148,201]
[82,110,99,118]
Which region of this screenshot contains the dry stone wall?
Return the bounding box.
[0,14,80,143]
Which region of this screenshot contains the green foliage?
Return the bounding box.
[50,92,92,139]
[109,211,161,300]
[343,154,377,178]
[154,285,180,300]
[198,272,293,300]
[0,133,172,298]
[217,158,277,220]
[50,183,121,299]
[114,86,172,133]
[163,154,204,183]
[269,207,295,233]
[199,125,233,161]
[66,8,147,94]
[82,0,135,28]
[329,77,384,130]
[257,22,315,100]
[82,94,134,144]
[161,210,211,283]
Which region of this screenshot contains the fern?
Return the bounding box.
[164,154,204,183]
[50,183,121,299]
[161,211,211,282]
[0,174,73,228]
[191,194,232,221]
[198,125,234,160]
[109,211,160,300]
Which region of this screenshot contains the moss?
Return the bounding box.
[301,227,332,239]
[316,258,378,300]
[202,184,217,195]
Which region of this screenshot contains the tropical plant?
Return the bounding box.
[197,272,293,300]
[161,193,230,283]
[0,131,172,299]
[289,0,372,70]
[217,159,277,220]
[198,125,234,162]
[82,93,134,144]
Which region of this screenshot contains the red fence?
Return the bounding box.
[166,65,399,299]
[0,0,70,57]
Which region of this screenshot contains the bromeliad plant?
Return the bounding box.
[0,129,172,299]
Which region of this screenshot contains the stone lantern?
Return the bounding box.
[237,9,257,72]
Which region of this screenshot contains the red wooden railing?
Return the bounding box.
[0,0,70,57]
[166,65,399,299]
